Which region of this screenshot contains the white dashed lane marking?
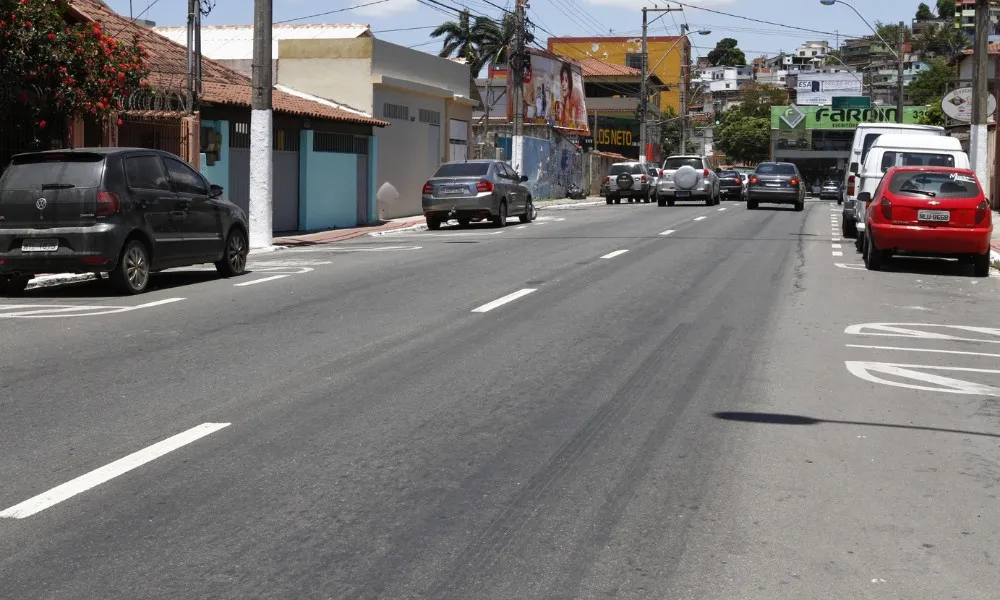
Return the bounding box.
[601,249,630,259]
[694,216,707,221]
[472,288,537,313]
[659,229,676,236]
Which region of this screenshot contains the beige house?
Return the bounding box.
[156,24,477,219]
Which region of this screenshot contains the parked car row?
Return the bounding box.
[0,148,250,297]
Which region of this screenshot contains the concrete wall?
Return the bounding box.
[277,38,375,112]
[298,130,364,230]
[497,135,584,200]
[371,39,470,98]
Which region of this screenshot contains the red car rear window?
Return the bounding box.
[888,171,980,199]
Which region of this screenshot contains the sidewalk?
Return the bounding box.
[271,196,604,247]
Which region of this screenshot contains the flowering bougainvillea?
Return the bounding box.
[1,0,150,126]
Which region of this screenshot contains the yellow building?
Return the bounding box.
[547,35,690,114]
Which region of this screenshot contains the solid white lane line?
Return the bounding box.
[833,251,843,256]
[694,216,707,221]
[846,344,1000,359]
[659,229,676,236]
[832,243,842,249]
[472,288,537,313]
[717,207,727,212]
[132,298,186,310]
[601,249,630,259]
[0,423,231,519]
[234,275,289,287]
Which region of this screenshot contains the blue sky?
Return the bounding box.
[108,0,925,61]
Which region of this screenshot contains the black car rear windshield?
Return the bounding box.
[434,163,490,177]
[610,164,644,175]
[1,152,104,190]
[888,171,980,198]
[719,171,739,177]
[664,158,702,170]
[755,163,796,176]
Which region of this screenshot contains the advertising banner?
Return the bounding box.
[581,115,639,158]
[795,74,864,106]
[771,105,931,130]
[508,50,590,135]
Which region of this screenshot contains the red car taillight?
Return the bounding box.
[975,199,989,224]
[422,181,433,194]
[96,191,120,217]
[880,196,892,220]
[789,177,799,186]
[476,180,494,193]
[703,169,710,178]
[847,175,855,196]
[735,177,742,184]
[659,169,664,177]
[640,175,647,183]
[749,175,758,185]
[605,176,610,184]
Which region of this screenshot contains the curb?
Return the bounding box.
[538,200,604,210]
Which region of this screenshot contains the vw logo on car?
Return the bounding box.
[35,197,47,210]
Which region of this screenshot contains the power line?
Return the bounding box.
[276,0,390,24]
[667,0,868,40]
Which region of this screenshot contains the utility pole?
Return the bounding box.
[639,6,683,159]
[895,21,904,123]
[511,0,527,175]
[186,0,195,112]
[971,0,990,187]
[195,1,203,99]
[249,0,273,248]
[679,23,688,155]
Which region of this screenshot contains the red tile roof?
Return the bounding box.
[580,58,641,78]
[960,42,1000,55]
[67,0,387,126]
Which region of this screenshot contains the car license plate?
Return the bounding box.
[675,191,691,198]
[918,210,949,222]
[766,183,781,187]
[21,239,59,252]
[443,186,466,194]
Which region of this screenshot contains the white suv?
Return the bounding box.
[605,162,654,204]
[657,155,720,207]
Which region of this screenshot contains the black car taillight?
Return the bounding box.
[880,197,892,221]
[96,191,120,217]
[975,199,989,224]
[422,181,433,194]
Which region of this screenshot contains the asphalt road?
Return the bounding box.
[1,198,998,599]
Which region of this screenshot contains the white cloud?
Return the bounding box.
[353,0,420,17]
[583,0,736,8]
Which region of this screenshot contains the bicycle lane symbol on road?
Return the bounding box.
[844,322,1000,396]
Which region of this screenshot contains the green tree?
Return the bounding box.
[875,21,913,45]
[0,0,149,131]
[431,10,484,78]
[707,38,747,67]
[714,117,770,165]
[918,99,946,126]
[915,3,934,20]
[912,22,969,58]
[936,0,955,20]
[474,13,531,68]
[906,57,954,105]
[658,106,695,154]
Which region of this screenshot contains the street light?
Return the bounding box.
[643,28,711,155]
[820,0,904,123]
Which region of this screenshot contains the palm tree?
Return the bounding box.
[474,13,529,70]
[431,9,483,79]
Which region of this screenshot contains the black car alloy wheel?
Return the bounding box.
[217,228,248,277]
[110,240,151,294]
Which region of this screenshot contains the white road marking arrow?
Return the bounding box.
[845,361,1000,396]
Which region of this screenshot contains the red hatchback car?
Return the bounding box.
[862,167,993,277]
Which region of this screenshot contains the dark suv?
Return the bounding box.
[0,148,249,296]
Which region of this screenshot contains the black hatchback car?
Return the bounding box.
[0,148,249,296]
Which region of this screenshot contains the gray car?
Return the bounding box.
[0,147,249,296]
[422,160,533,229]
[657,155,720,206]
[746,162,806,211]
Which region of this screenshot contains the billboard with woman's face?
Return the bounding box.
[507,51,589,135]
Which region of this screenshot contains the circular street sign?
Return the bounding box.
[941,87,997,122]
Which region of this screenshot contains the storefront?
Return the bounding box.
[770,104,930,186]
[581,114,641,160]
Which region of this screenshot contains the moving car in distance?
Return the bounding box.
[746,162,806,211]
[862,166,993,277]
[657,155,720,207]
[819,179,842,201]
[716,169,744,201]
[604,162,654,204]
[0,148,249,296]
[422,160,534,229]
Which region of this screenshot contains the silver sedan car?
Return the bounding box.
[422,160,534,229]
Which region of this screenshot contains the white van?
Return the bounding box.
[841,123,945,237]
[852,135,969,245]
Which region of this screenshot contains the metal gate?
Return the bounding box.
[228,122,251,216]
[228,122,300,231]
[355,138,369,225]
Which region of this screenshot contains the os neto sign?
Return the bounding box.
[596,128,633,147]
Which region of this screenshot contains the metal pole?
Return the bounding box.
[639,8,648,161]
[993,58,1000,209]
[896,21,904,123]
[195,2,203,98]
[680,25,688,154]
[186,0,195,112]
[971,0,990,187]
[249,0,273,248]
[511,0,526,174]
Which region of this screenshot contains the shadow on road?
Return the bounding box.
[878,256,979,278]
[713,411,1000,439]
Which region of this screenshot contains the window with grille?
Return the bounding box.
[625,53,643,70]
[313,132,370,155]
[419,109,441,126]
[383,103,410,120]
